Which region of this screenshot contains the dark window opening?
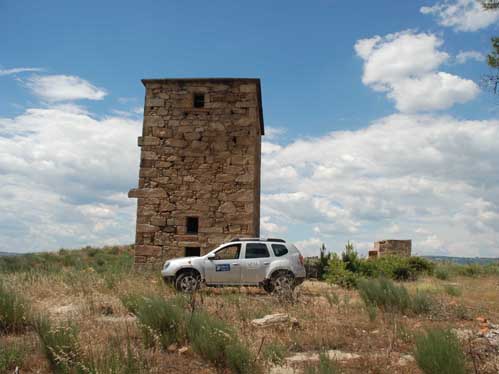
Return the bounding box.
[186,217,199,234]
[245,243,270,259]
[185,247,201,257]
[193,93,205,108]
[271,244,288,257]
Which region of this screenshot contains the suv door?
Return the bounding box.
[204,244,242,285]
[240,242,272,284]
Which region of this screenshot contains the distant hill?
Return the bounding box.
[0,251,21,257]
[424,256,499,265]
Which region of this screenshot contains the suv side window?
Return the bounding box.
[214,244,241,260]
[245,243,270,259]
[271,244,288,257]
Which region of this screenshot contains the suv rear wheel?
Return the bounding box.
[175,271,200,293]
[268,271,295,295]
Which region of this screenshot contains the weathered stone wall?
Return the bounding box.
[372,240,412,257]
[129,78,263,265]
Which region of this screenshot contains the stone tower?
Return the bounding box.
[129,78,264,266]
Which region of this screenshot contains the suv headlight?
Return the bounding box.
[163,261,170,270]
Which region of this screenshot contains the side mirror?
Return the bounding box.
[207,254,216,260]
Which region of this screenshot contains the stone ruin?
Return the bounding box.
[129,78,264,266]
[368,240,412,258]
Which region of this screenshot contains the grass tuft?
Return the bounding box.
[0,282,30,334]
[414,329,466,374]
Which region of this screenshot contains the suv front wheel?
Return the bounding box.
[175,271,201,293]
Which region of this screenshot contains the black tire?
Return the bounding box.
[175,271,201,293]
[263,282,274,294]
[271,271,295,294]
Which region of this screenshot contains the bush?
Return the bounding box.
[358,278,434,317]
[325,254,358,288]
[0,282,30,334]
[304,352,340,374]
[84,334,149,374]
[444,284,462,297]
[35,316,81,374]
[123,295,186,348]
[187,310,255,374]
[411,291,434,314]
[414,329,466,374]
[357,278,411,315]
[262,341,286,365]
[435,268,450,280]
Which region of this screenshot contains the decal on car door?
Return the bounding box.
[216,264,230,272]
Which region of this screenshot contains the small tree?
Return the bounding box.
[482,1,499,94]
[342,241,360,273]
[318,243,330,279]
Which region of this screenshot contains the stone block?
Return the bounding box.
[137,224,160,233]
[135,245,162,257]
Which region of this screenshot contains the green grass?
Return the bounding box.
[304,352,340,374]
[0,282,30,334]
[0,340,27,372]
[34,316,81,374]
[414,329,466,374]
[444,284,462,297]
[187,310,256,374]
[122,294,186,348]
[0,245,134,274]
[357,278,435,318]
[262,341,287,365]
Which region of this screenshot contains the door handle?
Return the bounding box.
[232,263,240,266]
[263,262,270,265]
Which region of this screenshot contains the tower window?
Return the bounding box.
[193,93,205,108]
[186,216,199,234]
[185,247,200,257]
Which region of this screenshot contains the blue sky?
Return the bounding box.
[1,0,499,257]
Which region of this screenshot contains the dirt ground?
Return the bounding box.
[2,268,499,373]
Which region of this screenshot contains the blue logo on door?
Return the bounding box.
[216,264,230,272]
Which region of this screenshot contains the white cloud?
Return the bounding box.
[355,30,480,112]
[421,0,499,32]
[260,216,288,236]
[25,75,108,102]
[0,104,141,252]
[265,126,287,140]
[456,50,485,64]
[261,114,499,257]
[0,67,43,76]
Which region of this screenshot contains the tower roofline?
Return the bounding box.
[141,78,264,135]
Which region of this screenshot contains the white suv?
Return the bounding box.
[161,238,306,293]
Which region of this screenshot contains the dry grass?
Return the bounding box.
[1,247,498,373]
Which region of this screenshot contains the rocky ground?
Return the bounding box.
[1,249,499,373]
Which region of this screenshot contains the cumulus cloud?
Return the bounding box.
[355,30,479,112]
[261,114,499,257]
[455,50,485,64]
[421,0,499,32]
[0,104,141,252]
[0,67,43,76]
[25,75,108,102]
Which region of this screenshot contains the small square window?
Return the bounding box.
[193,93,205,108]
[185,247,200,257]
[186,216,199,234]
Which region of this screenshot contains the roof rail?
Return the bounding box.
[229,237,286,243]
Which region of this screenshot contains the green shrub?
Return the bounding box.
[35,316,81,374]
[435,268,450,280]
[444,284,462,297]
[262,341,286,365]
[414,329,466,374]
[304,352,340,374]
[0,340,27,372]
[357,278,411,315]
[411,291,434,314]
[0,282,30,334]
[124,295,186,348]
[187,310,255,374]
[325,254,358,288]
[407,257,435,275]
[84,334,149,374]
